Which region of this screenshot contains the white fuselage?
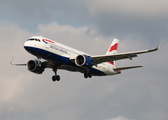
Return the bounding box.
[24,36,120,76]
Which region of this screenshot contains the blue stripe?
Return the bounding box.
[24,46,106,76]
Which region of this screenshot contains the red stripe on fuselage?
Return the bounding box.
[109,43,118,52]
[42,39,55,43]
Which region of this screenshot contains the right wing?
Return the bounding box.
[11,56,60,70]
[90,40,162,64]
[10,56,26,66]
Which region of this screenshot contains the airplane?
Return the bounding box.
[11,36,162,81]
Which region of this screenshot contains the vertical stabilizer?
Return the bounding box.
[106,38,119,55]
[106,38,119,65]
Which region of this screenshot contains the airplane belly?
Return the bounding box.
[89,68,107,76]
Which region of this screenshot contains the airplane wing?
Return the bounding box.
[10,56,26,66]
[10,56,53,68]
[91,40,162,64]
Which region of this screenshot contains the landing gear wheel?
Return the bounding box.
[52,68,60,82]
[52,76,56,81]
[84,73,88,78]
[84,70,92,79]
[56,75,60,81]
[89,74,92,78]
[52,75,60,81]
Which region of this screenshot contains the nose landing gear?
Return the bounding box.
[52,75,60,81]
[52,68,60,82]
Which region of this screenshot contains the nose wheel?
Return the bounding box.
[52,68,60,82]
[52,75,60,81]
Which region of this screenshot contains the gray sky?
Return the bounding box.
[0,0,168,120]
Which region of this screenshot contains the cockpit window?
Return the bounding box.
[35,39,41,42]
[27,39,41,42]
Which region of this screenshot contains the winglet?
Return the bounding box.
[10,56,15,65]
[148,40,162,52]
[10,56,26,66]
[156,39,162,50]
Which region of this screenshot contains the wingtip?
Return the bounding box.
[156,39,162,50]
[10,55,15,65]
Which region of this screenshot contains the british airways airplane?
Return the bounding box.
[11,36,162,81]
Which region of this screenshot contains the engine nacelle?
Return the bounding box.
[27,60,45,74]
[75,55,93,68]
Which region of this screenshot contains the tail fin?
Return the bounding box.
[106,38,119,55]
[106,38,119,65]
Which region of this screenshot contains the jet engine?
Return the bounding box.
[27,60,45,74]
[75,55,93,68]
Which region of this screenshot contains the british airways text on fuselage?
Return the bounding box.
[50,44,69,55]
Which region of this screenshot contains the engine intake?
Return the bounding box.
[75,55,93,68]
[27,60,45,74]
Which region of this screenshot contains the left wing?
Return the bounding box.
[90,40,162,64]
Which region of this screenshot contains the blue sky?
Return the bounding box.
[0,0,168,120]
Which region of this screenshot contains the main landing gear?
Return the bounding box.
[84,70,92,79]
[52,68,60,82]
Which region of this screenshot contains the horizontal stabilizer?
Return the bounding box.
[114,66,143,70]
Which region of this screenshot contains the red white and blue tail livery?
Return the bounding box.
[11,36,162,81]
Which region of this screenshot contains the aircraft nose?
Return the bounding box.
[24,41,33,52]
[24,41,29,50]
[24,41,38,56]
[24,41,27,46]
